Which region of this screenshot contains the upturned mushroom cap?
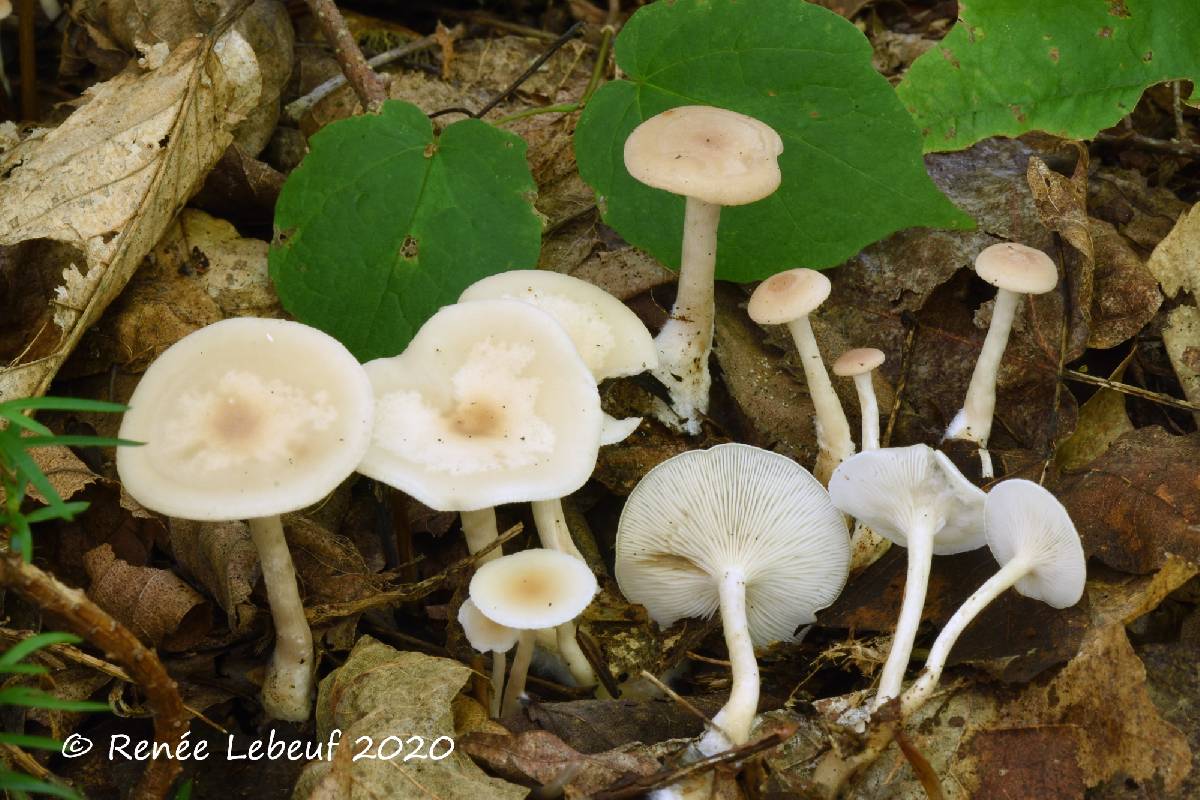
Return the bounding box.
[975,242,1057,295]
[117,318,374,521]
[833,347,885,377]
[358,300,602,512]
[624,106,783,206]
[459,270,657,381]
[470,549,598,630]
[458,598,520,653]
[984,479,1086,608]
[615,443,849,647]
[828,445,986,555]
[747,269,831,325]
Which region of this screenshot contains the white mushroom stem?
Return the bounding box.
[852,373,880,451]
[652,197,721,435]
[786,316,854,483]
[461,507,501,564]
[489,651,505,717]
[946,288,1020,478]
[874,522,934,709]
[697,567,758,754]
[501,629,536,718]
[247,515,314,722]
[531,499,598,689]
[901,554,1031,717]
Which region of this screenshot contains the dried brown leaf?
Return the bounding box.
[1147,201,1200,298]
[1163,304,1200,424]
[168,518,260,634]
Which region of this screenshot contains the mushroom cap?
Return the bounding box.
[357,300,603,512]
[833,347,885,377]
[746,269,831,325]
[615,443,849,648]
[623,105,783,207]
[984,479,1086,608]
[828,445,986,555]
[458,270,657,381]
[0,1,10,19]
[117,318,374,521]
[469,549,598,630]
[974,242,1057,294]
[458,598,520,653]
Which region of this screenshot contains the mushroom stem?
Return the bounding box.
[247,515,314,722]
[874,522,934,709]
[461,507,501,564]
[901,554,1031,716]
[652,197,721,435]
[555,621,599,689]
[698,567,758,754]
[501,628,536,718]
[852,373,880,451]
[490,651,505,717]
[787,315,853,483]
[531,499,585,561]
[946,287,1019,478]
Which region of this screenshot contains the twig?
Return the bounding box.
[895,730,945,800]
[493,23,614,126]
[0,553,187,800]
[301,0,388,112]
[1040,237,1071,486]
[637,670,730,741]
[1062,369,1200,412]
[883,314,918,448]
[1095,130,1200,158]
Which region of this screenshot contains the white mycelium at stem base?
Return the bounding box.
[828,445,986,708]
[616,443,849,753]
[116,318,375,722]
[946,242,1058,478]
[624,106,784,434]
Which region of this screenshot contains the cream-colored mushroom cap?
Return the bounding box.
[624,106,783,206]
[747,268,832,325]
[984,480,1086,608]
[615,443,849,647]
[116,318,374,521]
[458,598,520,653]
[975,242,1057,295]
[829,445,986,555]
[357,300,602,512]
[833,347,885,377]
[0,1,11,19]
[469,549,598,630]
[459,270,657,381]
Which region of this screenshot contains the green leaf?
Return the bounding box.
[269,100,543,361]
[573,0,972,281]
[0,398,126,414]
[897,0,1200,152]
[0,771,80,800]
[0,733,66,751]
[0,686,110,712]
[0,632,81,670]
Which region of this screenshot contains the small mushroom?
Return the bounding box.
[945,242,1058,478]
[616,443,849,753]
[624,105,783,434]
[117,318,375,721]
[748,269,852,483]
[833,348,886,451]
[901,479,1085,715]
[828,445,986,708]
[458,598,520,717]
[469,549,598,717]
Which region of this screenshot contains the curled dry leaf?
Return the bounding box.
[0,27,260,402]
[168,518,260,634]
[83,543,211,651]
[23,445,101,506]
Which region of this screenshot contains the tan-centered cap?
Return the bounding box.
[974,242,1057,294]
[833,348,885,377]
[747,268,832,325]
[469,549,598,630]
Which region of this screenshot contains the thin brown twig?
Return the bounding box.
[301,0,388,112]
[637,670,728,739]
[0,553,186,800]
[1095,130,1200,158]
[882,316,918,448]
[1062,369,1200,412]
[895,730,945,800]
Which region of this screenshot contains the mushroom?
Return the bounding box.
[624,106,783,434]
[748,269,852,483]
[469,549,598,717]
[458,598,520,717]
[945,242,1058,478]
[828,445,986,708]
[616,443,849,753]
[117,318,375,721]
[833,348,886,451]
[901,479,1085,715]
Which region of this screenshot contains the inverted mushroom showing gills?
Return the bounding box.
[945,242,1058,478]
[117,318,375,721]
[616,443,849,754]
[624,105,783,434]
[828,445,986,708]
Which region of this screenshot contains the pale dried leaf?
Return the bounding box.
[24,445,101,505]
[168,518,260,634]
[1163,304,1200,426]
[1147,202,1200,299]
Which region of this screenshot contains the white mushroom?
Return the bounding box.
[616,443,849,754]
[945,243,1058,478]
[117,318,375,721]
[828,445,986,708]
[833,348,886,451]
[901,479,1085,715]
[458,598,520,717]
[469,549,598,717]
[748,269,852,483]
[624,106,783,434]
